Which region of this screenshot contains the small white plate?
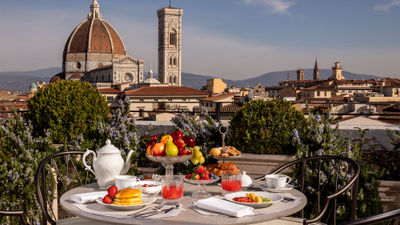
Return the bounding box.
[224,191,282,208]
[259,184,294,192]
[96,196,156,211]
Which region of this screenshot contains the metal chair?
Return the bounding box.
[0,210,29,225]
[339,208,400,225]
[34,151,109,225]
[258,155,360,225]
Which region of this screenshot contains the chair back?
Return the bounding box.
[34,151,94,225]
[267,155,360,225]
[0,210,28,225]
[339,208,400,225]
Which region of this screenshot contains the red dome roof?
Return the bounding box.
[64,18,126,56]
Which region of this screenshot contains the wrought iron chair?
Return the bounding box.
[339,208,400,225]
[258,155,360,225]
[0,210,29,225]
[34,151,109,225]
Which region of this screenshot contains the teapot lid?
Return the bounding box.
[98,139,120,154]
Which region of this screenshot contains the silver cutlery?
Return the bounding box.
[127,201,166,216]
[135,204,179,218]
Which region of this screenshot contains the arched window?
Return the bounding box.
[173,76,177,84]
[169,57,173,66]
[76,62,81,69]
[173,57,177,66]
[169,76,173,83]
[170,29,177,46]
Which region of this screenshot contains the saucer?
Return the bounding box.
[259,184,294,192]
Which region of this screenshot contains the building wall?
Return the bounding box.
[206,79,227,94]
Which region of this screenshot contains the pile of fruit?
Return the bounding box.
[209,146,241,157]
[190,146,205,165]
[185,165,211,180]
[146,130,194,156]
[233,193,272,203]
[208,162,240,177]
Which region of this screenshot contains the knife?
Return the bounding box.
[136,204,179,218]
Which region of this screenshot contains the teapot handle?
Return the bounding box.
[82,150,96,177]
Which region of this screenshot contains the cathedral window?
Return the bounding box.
[169,76,173,83]
[169,57,173,66]
[173,76,177,84]
[170,29,177,46]
[173,57,177,66]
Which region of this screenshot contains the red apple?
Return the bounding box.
[183,136,196,147]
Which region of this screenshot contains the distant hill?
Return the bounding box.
[0,67,384,92]
[0,68,61,92]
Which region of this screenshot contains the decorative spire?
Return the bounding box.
[287,72,290,81]
[88,0,102,19]
[149,65,154,78]
[313,58,320,80]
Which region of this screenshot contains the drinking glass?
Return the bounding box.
[221,170,242,194]
[161,175,183,203]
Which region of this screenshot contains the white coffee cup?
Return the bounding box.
[265,174,291,189]
[114,175,138,190]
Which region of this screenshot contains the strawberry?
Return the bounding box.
[194,165,206,174]
[191,173,200,180]
[102,195,112,204]
[185,174,192,179]
[107,185,118,197]
[204,173,210,180]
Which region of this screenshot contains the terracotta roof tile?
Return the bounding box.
[125,86,209,97]
[200,92,237,102]
[99,88,122,94]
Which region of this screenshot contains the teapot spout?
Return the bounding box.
[122,149,134,175]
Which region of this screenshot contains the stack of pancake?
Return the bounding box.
[112,188,142,205]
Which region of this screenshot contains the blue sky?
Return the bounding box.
[0,0,399,80]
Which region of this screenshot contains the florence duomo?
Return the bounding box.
[50,0,183,89]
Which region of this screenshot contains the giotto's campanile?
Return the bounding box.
[157,6,183,86]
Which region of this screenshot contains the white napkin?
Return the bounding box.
[70,191,107,204]
[73,203,134,219]
[194,197,254,218]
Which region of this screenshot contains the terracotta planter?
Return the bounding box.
[217,153,296,179]
[378,180,400,212]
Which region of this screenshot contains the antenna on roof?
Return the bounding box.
[169,0,172,8]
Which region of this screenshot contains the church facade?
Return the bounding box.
[51,0,183,90]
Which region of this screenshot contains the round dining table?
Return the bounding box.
[60,180,307,225]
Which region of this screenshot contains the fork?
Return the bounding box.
[128,201,166,216]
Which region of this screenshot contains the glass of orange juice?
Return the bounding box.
[161,175,183,203]
[221,170,242,194]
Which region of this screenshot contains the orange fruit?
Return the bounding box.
[160,135,173,144]
[146,145,152,155]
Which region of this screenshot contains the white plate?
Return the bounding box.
[259,184,294,192]
[224,191,282,208]
[131,181,161,195]
[183,176,220,185]
[96,196,156,211]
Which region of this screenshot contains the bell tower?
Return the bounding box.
[157,4,183,86]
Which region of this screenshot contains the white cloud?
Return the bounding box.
[243,0,294,14]
[374,0,400,11]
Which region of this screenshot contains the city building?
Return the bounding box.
[202,78,227,94]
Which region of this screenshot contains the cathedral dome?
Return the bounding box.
[63,0,126,58]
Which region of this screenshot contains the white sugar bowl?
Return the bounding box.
[241,171,253,187]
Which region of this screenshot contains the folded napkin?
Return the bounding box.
[70,191,107,204]
[73,203,133,219]
[194,197,254,218]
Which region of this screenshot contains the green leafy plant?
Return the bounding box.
[228,99,307,155]
[25,80,110,144]
[0,112,56,225]
[292,111,382,222]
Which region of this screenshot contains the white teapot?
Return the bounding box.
[82,139,134,188]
